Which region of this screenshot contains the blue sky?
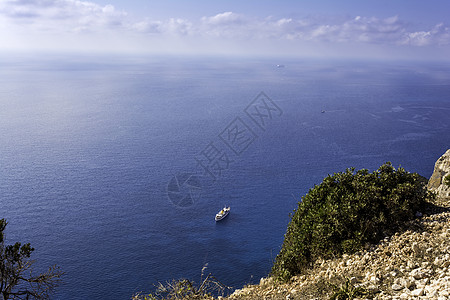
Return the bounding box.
[1,0,450,59]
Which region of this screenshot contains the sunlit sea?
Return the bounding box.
[0,54,449,299]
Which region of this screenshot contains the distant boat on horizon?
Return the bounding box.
[276,64,285,68]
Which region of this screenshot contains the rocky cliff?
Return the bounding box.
[428,149,450,201]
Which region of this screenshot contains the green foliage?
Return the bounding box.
[271,162,430,281]
[329,278,369,300]
[444,174,450,187]
[132,266,230,300]
[0,219,64,300]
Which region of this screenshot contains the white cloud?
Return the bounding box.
[130,20,162,34]
[1,1,450,57]
[403,23,450,46]
[0,0,127,33]
[165,18,193,36]
[201,11,244,26]
[405,31,432,46]
[199,12,250,38]
[195,13,408,44]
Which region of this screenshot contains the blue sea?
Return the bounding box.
[0,54,449,299]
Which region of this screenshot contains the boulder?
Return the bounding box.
[428,149,450,200]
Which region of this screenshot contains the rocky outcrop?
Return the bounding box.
[229,210,450,299]
[428,149,450,200]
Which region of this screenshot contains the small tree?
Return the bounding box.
[0,219,63,300]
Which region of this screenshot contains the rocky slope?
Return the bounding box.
[228,149,450,300]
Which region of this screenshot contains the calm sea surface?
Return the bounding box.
[0,55,449,299]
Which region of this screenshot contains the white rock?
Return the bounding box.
[369,275,380,283]
[395,277,414,289]
[416,277,430,288]
[412,242,420,254]
[392,283,403,291]
[411,268,427,279]
[411,288,424,296]
[428,289,440,297]
[367,285,380,293]
[407,277,416,289]
[427,149,450,199]
[435,257,444,265]
[399,292,410,299]
[407,260,416,269]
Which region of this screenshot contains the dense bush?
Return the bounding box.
[271,162,431,281]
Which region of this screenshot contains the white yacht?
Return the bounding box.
[215,206,230,221]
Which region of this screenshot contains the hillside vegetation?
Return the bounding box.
[271,162,431,281]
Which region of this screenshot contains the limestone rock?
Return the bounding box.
[411,288,424,296]
[428,149,450,200]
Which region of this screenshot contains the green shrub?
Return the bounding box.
[271,162,430,281]
[132,272,230,300]
[330,278,369,300]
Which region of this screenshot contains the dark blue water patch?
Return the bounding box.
[0,56,449,299]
